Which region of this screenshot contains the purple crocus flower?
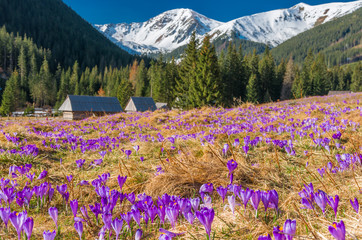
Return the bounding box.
[37,170,47,180]
[125,150,132,159]
[140,156,144,162]
[26,173,35,182]
[117,175,127,191]
[76,159,85,169]
[111,218,123,240]
[99,151,107,158]
[269,190,279,212]
[261,191,270,212]
[350,198,359,213]
[43,230,56,240]
[258,234,272,240]
[166,205,179,229]
[216,186,228,203]
[328,220,345,240]
[239,188,253,209]
[250,190,261,215]
[227,159,238,184]
[74,221,83,240]
[159,228,185,239]
[190,198,200,212]
[242,145,249,155]
[66,175,73,183]
[23,217,34,240]
[222,143,229,157]
[328,195,339,218]
[283,219,296,240]
[133,145,140,153]
[78,180,89,186]
[0,207,11,227]
[70,199,78,217]
[199,183,213,199]
[196,207,215,239]
[102,212,112,230]
[314,190,328,214]
[121,211,133,229]
[228,195,236,214]
[273,226,286,240]
[183,210,195,224]
[131,209,142,228]
[135,229,143,240]
[9,210,28,240]
[48,207,58,227]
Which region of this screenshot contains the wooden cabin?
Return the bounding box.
[328,91,352,96]
[58,95,122,120]
[125,97,157,112]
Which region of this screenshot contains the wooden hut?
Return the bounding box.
[156,102,169,110]
[328,91,352,96]
[125,97,157,112]
[58,95,122,120]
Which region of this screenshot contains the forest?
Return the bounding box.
[0,27,360,116]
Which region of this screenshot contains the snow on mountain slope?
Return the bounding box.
[209,1,362,46]
[95,9,223,54]
[95,1,362,54]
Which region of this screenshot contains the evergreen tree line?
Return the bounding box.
[0,29,361,115]
[0,0,138,71]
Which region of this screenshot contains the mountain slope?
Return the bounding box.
[96,1,362,55]
[271,7,362,65]
[95,8,223,55]
[0,0,138,70]
[209,1,362,46]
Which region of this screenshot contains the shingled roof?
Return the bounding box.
[58,95,122,113]
[125,97,157,112]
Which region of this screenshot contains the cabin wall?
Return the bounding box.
[63,111,115,120]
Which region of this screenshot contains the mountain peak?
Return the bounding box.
[95,0,362,54]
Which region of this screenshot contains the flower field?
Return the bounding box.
[0,93,361,240]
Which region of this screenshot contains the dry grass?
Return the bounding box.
[0,93,361,239]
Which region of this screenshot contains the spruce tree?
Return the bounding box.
[175,32,198,109]
[189,35,221,107]
[246,73,259,103]
[310,53,327,96]
[69,61,79,94]
[258,46,276,102]
[117,77,134,109]
[350,62,361,92]
[0,70,19,115]
[280,58,295,100]
[135,60,148,97]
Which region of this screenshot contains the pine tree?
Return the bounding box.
[117,77,134,109]
[221,43,245,106]
[258,46,276,102]
[350,62,361,92]
[69,61,79,95]
[164,57,178,106]
[281,58,295,100]
[175,32,198,109]
[246,73,259,103]
[310,53,327,96]
[189,35,221,107]
[135,60,148,97]
[17,45,27,103]
[0,70,19,115]
[274,58,286,100]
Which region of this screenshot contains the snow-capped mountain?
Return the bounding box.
[95,1,362,54]
[95,9,223,54]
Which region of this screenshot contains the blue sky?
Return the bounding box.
[62,0,356,24]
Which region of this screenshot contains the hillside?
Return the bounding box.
[0,0,139,70]
[0,93,360,239]
[271,7,362,65]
